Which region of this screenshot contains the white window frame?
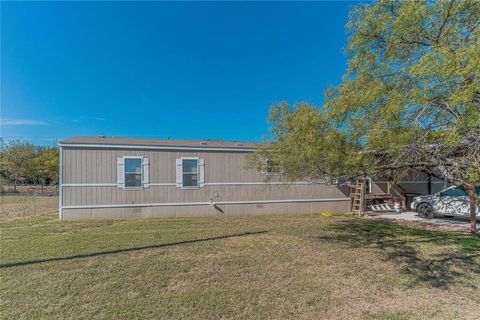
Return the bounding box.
[181,157,200,189]
[123,156,144,190]
[261,158,283,176]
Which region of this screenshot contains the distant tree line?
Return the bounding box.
[0,139,59,192]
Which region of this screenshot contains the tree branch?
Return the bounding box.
[464,20,480,44]
[436,0,455,42]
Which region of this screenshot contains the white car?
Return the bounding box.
[410,186,480,219]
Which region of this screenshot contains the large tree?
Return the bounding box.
[0,140,59,192]
[33,146,59,191]
[0,140,40,191]
[256,0,480,234]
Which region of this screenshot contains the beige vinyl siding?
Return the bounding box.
[63,148,286,186]
[63,184,349,206]
[60,147,349,219]
[62,201,350,220]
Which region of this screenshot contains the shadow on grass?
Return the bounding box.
[0,230,268,269]
[316,219,480,288]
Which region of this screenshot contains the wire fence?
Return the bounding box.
[0,192,59,222]
[0,184,58,195]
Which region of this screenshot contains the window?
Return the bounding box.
[176,158,204,188]
[441,187,467,197]
[182,159,198,187]
[262,158,283,175]
[124,158,142,188]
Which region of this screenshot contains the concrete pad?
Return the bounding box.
[368,211,477,232]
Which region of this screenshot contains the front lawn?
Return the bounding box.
[1,213,479,319]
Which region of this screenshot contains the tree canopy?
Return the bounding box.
[325,0,480,184]
[254,0,480,233]
[0,140,59,189]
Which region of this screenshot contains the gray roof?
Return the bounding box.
[60,136,259,150]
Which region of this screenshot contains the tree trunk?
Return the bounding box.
[466,188,478,235]
[470,195,477,235]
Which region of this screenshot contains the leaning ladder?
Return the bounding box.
[352,182,365,216]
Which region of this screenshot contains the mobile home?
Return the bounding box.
[59,137,355,220]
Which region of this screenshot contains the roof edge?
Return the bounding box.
[58,141,257,152]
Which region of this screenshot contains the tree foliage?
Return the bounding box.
[254,0,480,233]
[0,140,59,189]
[325,0,480,183]
[249,103,353,183]
[33,147,59,183]
[0,140,39,185]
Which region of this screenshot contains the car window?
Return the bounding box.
[441,188,467,197]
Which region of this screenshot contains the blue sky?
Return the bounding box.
[1,1,355,145]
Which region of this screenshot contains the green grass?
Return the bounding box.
[1,213,479,319]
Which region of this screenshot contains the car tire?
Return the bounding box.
[417,203,435,219]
